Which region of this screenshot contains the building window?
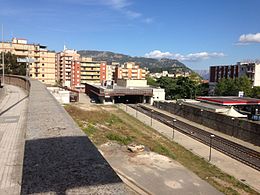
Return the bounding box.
[42,74,45,77]
[42,68,44,71]
[42,80,45,82]
[42,63,44,66]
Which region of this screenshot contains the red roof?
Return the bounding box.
[197,96,260,106]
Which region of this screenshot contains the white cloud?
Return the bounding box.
[145,50,225,62]
[145,50,174,58]
[239,33,260,43]
[103,0,131,9]
[125,10,142,18]
[143,17,153,24]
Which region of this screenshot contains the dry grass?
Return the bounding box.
[65,104,259,195]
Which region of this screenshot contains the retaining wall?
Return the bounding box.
[154,101,260,146]
[1,75,30,92]
[1,76,128,194]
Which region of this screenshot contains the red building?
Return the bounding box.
[71,60,81,89]
[100,62,107,83]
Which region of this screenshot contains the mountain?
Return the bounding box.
[78,50,192,74]
[194,70,210,80]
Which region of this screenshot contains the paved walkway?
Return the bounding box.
[0,85,28,195]
[21,80,128,194]
[120,104,260,193]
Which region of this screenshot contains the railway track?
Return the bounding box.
[129,104,260,171]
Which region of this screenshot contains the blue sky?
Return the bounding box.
[0,0,260,70]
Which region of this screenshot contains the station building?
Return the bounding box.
[85,79,165,105]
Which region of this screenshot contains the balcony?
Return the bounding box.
[87,72,100,76]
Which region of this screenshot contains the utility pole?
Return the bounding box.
[209,134,215,162]
[172,118,177,140]
[2,24,4,86]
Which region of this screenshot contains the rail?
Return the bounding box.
[130,104,260,171]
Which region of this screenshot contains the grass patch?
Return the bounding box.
[152,143,176,159]
[65,104,259,195]
[106,133,132,145]
[83,123,96,136]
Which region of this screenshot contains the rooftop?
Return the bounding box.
[197,96,260,106]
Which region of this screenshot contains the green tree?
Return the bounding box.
[215,76,253,96]
[197,82,209,96]
[146,75,158,87]
[157,77,177,99]
[236,76,252,96]
[156,76,199,99]
[0,52,25,75]
[252,87,260,98]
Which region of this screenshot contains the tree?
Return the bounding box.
[236,76,253,97]
[0,52,25,75]
[215,76,253,96]
[157,77,177,99]
[146,75,158,87]
[197,82,209,96]
[156,76,199,99]
[252,87,260,98]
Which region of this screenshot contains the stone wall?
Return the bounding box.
[1,76,128,194]
[1,75,30,92]
[154,101,260,146]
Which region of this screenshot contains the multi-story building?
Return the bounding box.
[114,62,146,82]
[106,65,114,81]
[0,38,56,85]
[71,59,81,88]
[56,47,80,88]
[209,62,260,95]
[209,62,260,86]
[80,57,107,84]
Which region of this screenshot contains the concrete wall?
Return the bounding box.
[254,64,260,86]
[2,76,128,194]
[151,88,165,105]
[117,79,147,87]
[1,75,30,92]
[154,101,260,146]
[47,87,70,104]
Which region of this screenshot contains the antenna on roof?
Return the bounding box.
[63,41,67,51]
[2,24,5,86]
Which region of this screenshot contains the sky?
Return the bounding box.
[0,0,260,70]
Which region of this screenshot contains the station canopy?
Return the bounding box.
[197,96,260,106]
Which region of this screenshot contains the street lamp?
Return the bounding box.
[136,104,139,118]
[200,109,203,124]
[231,117,235,136]
[125,99,128,112]
[150,109,154,126]
[209,134,215,162]
[172,118,177,140]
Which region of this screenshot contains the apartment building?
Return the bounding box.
[80,57,107,84]
[56,47,80,88]
[0,38,56,85]
[114,62,146,82]
[209,62,260,86]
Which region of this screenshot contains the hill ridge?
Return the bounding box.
[78,50,192,74]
